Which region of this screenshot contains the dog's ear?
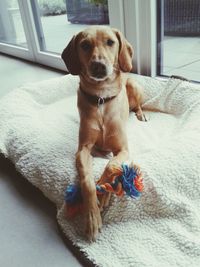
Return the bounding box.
[61,35,81,75]
[114,29,133,72]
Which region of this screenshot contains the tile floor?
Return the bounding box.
[162,36,200,82]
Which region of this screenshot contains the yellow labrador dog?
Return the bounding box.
[62,26,145,241]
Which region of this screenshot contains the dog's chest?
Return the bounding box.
[94,99,128,150]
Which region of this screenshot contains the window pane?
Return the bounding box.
[32,0,109,54]
[157,0,200,82]
[0,0,27,47]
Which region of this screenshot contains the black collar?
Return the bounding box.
[80,87,117,106]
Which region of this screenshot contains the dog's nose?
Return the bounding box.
[90,61,107,78]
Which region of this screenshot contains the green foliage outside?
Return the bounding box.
[7,0,108,16]
[38,0,66,16]
[38,0,108,16]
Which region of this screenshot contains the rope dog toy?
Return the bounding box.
[64,163,143,217]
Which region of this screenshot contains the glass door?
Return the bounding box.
[0,0,27,47]
[0,0,124,71]
[0,0,34,60]
[32,0,110,54]
[30,0,124,70]
[157,0,200,82]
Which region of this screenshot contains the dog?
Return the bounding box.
[62,26,145,241]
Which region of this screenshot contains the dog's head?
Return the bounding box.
[61,26,133,81]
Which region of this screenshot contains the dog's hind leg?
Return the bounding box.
[126,77,147,121]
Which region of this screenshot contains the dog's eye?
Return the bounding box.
[107,39,114,47]
[80,41,91,51]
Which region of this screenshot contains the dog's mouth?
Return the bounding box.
[89,61,112,81]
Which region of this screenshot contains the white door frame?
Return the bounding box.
[124,0,157,76]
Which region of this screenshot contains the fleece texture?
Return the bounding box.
[0,74,200,267]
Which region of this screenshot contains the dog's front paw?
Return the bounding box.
[85,204,102,242]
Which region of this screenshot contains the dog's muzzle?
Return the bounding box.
[89,61,107,79]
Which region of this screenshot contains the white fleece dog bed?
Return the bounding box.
[0,74,200,267]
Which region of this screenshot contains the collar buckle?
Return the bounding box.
[98,97,105,106]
